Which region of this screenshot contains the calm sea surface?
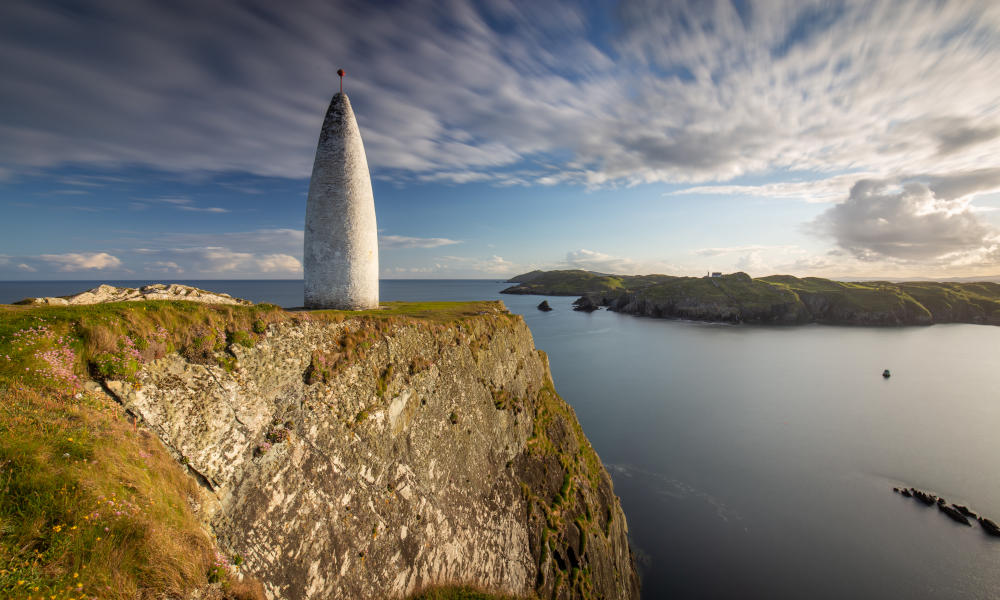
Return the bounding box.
[4,279,1000,599]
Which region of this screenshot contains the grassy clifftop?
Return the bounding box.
[502,270,1000,325]
[0,300,520,599]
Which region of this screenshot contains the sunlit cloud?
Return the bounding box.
[812,178,998,263]
[38,252,122,272]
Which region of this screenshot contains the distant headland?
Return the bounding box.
[502,270,1000,326]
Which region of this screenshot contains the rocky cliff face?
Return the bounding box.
[104,308,638,600]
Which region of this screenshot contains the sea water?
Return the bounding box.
[4,279,999,599]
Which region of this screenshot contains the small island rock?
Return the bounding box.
[572,296,599,312]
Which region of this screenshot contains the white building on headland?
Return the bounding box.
[303,72,379,310]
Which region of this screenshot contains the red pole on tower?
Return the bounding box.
[338,68,345,94]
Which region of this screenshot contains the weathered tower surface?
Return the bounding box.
[304,85,379,309]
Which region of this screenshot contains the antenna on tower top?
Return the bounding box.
[337,68,345,94]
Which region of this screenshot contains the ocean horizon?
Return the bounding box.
[0,279,510,308]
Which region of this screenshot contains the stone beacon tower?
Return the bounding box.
[304,69,379,309]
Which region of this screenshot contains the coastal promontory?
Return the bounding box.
[0,292,638,599]
[502,270,1000,326]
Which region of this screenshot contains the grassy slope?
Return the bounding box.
[759,276,932,319]
[501,271,625,296]
[503,270,1000,324]
[407,586,530,600]
[0,300,517,600]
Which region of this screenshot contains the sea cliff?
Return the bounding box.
[503,270,1000,326]
[0,295,638,600]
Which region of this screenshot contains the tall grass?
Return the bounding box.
[0,380,219,598]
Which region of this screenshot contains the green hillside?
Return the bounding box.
[503,271,1000,326]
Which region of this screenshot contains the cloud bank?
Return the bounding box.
[2,0,999,189]
[813,176,1000,267]
[0,228,490,278]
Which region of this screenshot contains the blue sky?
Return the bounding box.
[2,0,1000,280]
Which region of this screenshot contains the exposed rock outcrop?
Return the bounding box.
[572,297,599,313]
[979,517,1000,537]
[537,300,553,312]
[893,486,1000,536]
[18,283,251,306]
[104,308,638,599]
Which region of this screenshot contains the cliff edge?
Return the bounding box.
[0,297,638,600]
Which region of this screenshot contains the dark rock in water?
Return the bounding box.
[979,517,1000,537]
[911,488,937,506]
[572,296,599,312]
[537,300,553,312]
[894,485,997,537]
[939,504,972,526]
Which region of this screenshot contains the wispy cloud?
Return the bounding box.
[129,196,230,213]
[670,174,875,204]
[694,245,798,257]
[379,235,461,249]
[562,249,680,275]
[380,253,516,278]
[1,229,305,278]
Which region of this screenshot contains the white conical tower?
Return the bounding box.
[304,71,379,309]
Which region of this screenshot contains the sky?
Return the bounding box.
[2,0,1000,281]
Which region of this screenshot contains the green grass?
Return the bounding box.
[500,271,625,296]
[406,585,532,600]
[0,380,224,599]
[312,300,508,322]
[0,300,510,389]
